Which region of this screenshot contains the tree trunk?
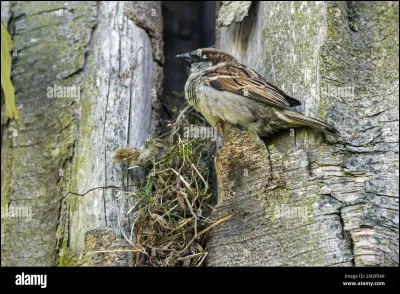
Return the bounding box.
[207,1,398,266]
[1,1,163,266]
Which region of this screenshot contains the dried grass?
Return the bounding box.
[114,105,231,266]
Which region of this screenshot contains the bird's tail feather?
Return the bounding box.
[283,110,339,136]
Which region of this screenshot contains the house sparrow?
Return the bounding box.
[176,48,338,137]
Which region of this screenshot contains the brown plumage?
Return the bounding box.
[177,48,338,137]
[205,63,302,109]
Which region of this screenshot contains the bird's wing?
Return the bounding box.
[204,62,301,109]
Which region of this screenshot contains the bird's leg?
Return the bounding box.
[215,121,224,150]
[215,120,223,134]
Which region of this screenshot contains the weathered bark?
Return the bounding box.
[1,1,163,266]
[67,1,163,257]
[207,1,398,266]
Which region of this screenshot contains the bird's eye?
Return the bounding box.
[189,51,206,63]
[190,49,208,61]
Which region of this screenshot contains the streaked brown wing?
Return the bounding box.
[205,63,301,109]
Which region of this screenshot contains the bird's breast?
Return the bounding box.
[184,74,200,107]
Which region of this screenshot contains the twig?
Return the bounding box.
[196,214,233,238]
[88,249,142,254]
[176,252,204,261]
[64,184,137,198]
[191,162,208,191]
[196,251,208,267]
[136,226,142,265]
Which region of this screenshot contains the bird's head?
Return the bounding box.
[176,48,237,74]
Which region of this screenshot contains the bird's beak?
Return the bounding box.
[176,52,192,64]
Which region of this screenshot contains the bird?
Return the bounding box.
[176,48,338,138]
